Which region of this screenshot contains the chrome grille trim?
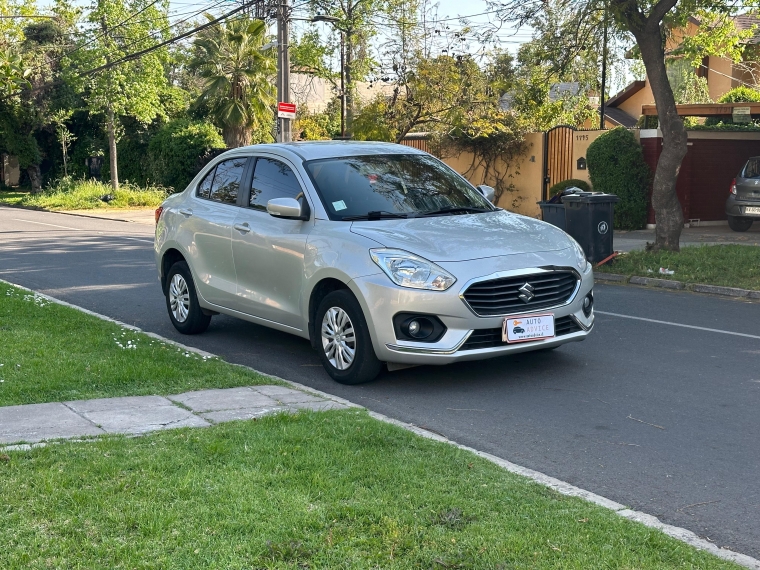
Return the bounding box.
[459,267,581,317]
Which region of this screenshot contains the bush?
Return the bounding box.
[19,177,167,210]
[548,178,591,197]
[147,119,225,192]
[586,127,650,230]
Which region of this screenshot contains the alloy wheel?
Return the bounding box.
[169,273,190,323]
[321,306,356,370]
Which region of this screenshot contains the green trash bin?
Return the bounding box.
[562,193,619,263]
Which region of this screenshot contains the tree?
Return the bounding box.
[189,17,276,148]
[51,109,76,176]
[491,0,753,251]
[74,0,171,190]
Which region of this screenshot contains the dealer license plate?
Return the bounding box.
[745,206,760,215]
[502,314,555,343]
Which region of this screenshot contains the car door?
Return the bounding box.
[183,156,251,308]
[230,156,312,330]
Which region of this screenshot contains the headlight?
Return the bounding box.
[370,249,456,291]
[570,239,589,273]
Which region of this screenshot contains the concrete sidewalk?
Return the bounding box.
[58,208,156,225]
[0,385,349,446]
[615,224,760,251]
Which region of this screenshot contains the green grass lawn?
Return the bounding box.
[597,244,760,290]
[0,281,277,406]
[0,413,741,569]
[0,178,166,211]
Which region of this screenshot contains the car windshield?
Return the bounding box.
[743,158,760,179]
[304,154,494,220]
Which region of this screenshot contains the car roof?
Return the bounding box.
[226,141,428,162]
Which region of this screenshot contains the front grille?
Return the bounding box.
[458,316,583,351]
[462,271,578,316]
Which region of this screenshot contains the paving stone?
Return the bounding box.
[200,406,288,424]
[253,385,303,397]
[288,401,347,412]
[272,391,327,405]
[65,395,170,414]
[168,387,278,413]
[66,397,208,435]
[0,402,104,444]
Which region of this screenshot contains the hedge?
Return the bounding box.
[147,119,226,192]
[586,127,650,230]
[548,178,591,197]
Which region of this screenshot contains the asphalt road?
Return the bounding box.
[2,206,759,558]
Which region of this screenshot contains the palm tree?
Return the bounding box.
[191,17,276,148]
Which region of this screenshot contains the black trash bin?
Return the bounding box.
[538,188,592,231]
[562,193,619,263]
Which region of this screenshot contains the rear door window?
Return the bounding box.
[210,158,247,204]
[197,167,215,199]
[249,158,303,211]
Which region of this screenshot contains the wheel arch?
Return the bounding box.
[160,247,187,291]
[307,277,352,349]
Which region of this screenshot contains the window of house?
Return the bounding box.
[249,158,303,210]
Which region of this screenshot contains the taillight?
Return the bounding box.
[155,206,164,225]
[730,179,737,195]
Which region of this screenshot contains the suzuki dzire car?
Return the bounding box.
[154,142,594,384]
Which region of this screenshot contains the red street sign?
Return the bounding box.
[277,102,296,119]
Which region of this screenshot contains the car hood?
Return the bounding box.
[349,210,572,262]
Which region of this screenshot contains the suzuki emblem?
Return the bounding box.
[518,282,535,303]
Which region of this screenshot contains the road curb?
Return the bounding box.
[2,277,758,569]
[596,272,760,300]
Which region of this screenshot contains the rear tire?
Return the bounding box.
[728,215,753,232]
[165,261,211,334]
[315,290,382,385]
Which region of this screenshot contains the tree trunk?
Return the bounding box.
[222,125,250,148]
[106,105,119,191]
[636,29,686,251]
[27,164,42,193]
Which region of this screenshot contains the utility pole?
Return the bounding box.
[599,3,608,130]
[340,31,346,138]
[276,0,291,142]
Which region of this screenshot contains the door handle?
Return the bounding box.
[234,223,251,234]
[179,208,193,217]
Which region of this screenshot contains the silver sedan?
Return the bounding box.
[154,142,594,384]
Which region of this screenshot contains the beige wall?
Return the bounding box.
[571,130,607,186]
[617,78,655,119]
[439,132,544,218]
[707,56,734,101]
[2,154,20,187]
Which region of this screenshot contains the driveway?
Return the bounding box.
[1,206,759,558]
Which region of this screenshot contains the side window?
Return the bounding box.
[196,167,215,200]
[210,157,247,204]
[249,158,303,210]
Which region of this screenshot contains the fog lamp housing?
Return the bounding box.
[393,313,447,342]
[582,290,594,317]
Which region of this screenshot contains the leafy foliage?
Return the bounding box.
[190,17,275,148]
[146,119,225,192]
[586,127,650,230]
[548,178,591,197]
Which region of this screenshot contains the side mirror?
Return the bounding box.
[267,197,310,220]
[476,184,495,203]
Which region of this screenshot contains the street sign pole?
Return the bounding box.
[276,0,291,142]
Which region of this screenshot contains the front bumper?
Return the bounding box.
[350,260,594,366]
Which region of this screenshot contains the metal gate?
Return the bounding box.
[543,125,576,200]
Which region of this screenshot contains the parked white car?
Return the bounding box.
[154,142,594,384]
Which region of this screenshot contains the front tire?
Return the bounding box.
[315,290,382,385]
[165,261,211,334]
[728,215,753,232]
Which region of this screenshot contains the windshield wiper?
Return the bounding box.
[421,206,491,216]
[342,211,409,221]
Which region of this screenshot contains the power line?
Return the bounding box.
[79,0,257,78]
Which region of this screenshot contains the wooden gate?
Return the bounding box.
[543,125,576,200]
